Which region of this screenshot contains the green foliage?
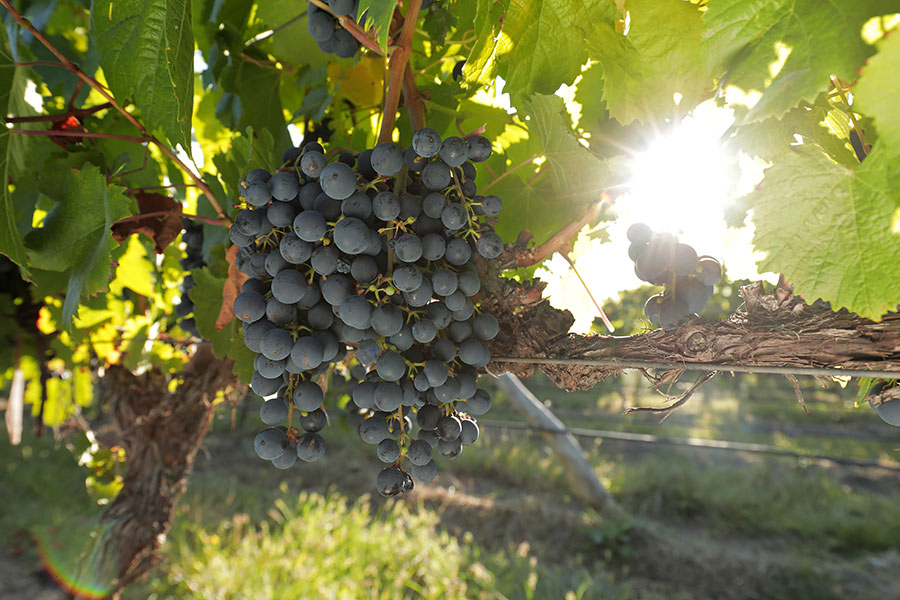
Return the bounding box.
[748,147,900,320]
[702,0,893,121]
[590,0,711,125]
[90,0,195,149]
[0,26,28,271]
[24,166,135,326]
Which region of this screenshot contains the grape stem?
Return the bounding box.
[114,211,227,227]
[0,0,231,225]
[9,128,147,144]
[378,0,424,144]
[306,0,384,55]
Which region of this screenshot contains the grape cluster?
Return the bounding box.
[230,127,502,496]
[307,1,364,59]
[626,223,722,328]
[175,218,205,337]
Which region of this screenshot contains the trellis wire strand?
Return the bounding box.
[492,357,900,380]
[480,419,900,472]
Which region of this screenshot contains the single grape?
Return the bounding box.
[314,192,342,221]
[272,444,298,469]
[229,227,254,248]
[672,243,699,276]
[307,302,335,330]
[459,419,479,445]
[332,28,359,59]
[293,381,324,412]
[696,256,722,286]
[389,326,414,351]
[298,182,321,210]
[658,297,690,328]
[254,427,288,460]
[433,378,460,403]
[399,193,422,220]
[392,265,423,293]
[477,231,503,259]
[481,195,502,216]
[457,270,481,296]
[626,223,653,245]
[376,466,406,497]
[423,360,448,387]
[267,201,297,228]
[272,269,308,304]
[260,398,289,426]
[269,171,300,201]
[351,255,378,283]
[234,209,263,236]
[341,191,372,219]
[445,239,472,266]
[251,372,282,397]
[444,290,466,312]
[376,351,406,382]
[459,339,486,366]
[244,181,270,207]
[282,146,302,165]
[320,162,357,200]
[377,438,401,463]
[353,381,377,409]
[374,382,403,411]
[311,245,340,276]
[338,294,373,330]
[293,210,327,242]
[371,142,404,176]
[466,136,492,162]
[300,150,327,178]
[628,242,648,262]
[412,128,442,158]
[410,460,438,482]
[404,146,428,172]
[371,304,404,337]
[407,439,433,466]
[291,336,325,370]
[438,437,462,458]
[472,313,499,340]
[412,318,437,343]
[403,277,433,307]
[243,319,276,353]
[393,233,423,263]
[422,192,446,218]
[421,161,452,190]
[439,136,468,167]
[319,274,354,306]
[357,148,377,180]
[245,168,271,184]
[441,203,468,231]
[421,233,446,261]
[452,300,475,322]
[299,407,328,432]
[675,276,714,313]
[333,217,371,255]
[260,328,294,361]
[372,191,401,221]
[265,251,290,277]
[465,388,491,415]
[233,291,266,323]
[359,416,389,444]
[312,329,340,362]
[296,432,326,462]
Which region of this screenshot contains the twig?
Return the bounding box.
[10,128,148,144]
[402,63,426,131]
[114,211,226,227]
[784,373,809,414]
[624,371,719,416]
[0,0,230,224]
[244,13,308,48]
[479,154,542,193]
[561,252,614,333]
[506,195,609,268]
[378,0,423,143]
[4,102,113,123]
[830,76,868,158]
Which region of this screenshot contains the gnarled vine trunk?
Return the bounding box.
[98,345,235,597]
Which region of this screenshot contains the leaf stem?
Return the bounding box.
[0,0,230,224]
[114,212,226,226]
[4,102,113,123]
[378,0,424,144]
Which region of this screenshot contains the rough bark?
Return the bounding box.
[99,345,235,596]
[482,256,900,391]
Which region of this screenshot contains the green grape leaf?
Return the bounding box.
[24,166,135,327]
[702,0,894,122]
[854,31,900,147]
[588,0,710,126]
[357,0,397,52]
[0,27,29,271]
[491,94,622,246]
[189,267,254,382]
[91,0,195,150]
[749,147,900,320]
[465,0,616,108]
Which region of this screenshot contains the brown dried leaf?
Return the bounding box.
[216,245,248,330]
[111,192,183,253]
